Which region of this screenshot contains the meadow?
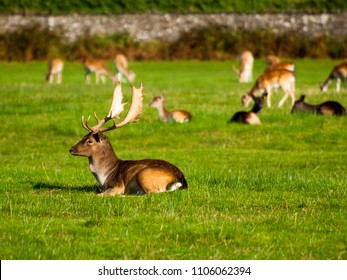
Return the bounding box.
[0,59,346,260]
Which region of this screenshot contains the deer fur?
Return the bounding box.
[69,83,188,196]
[114,54,136,83]
[242,69,295,108]
[291,95,346,116]
[319,62,347,92]
[149,94,192,123]
[83,57,117,84]
[229,93,267,125]
[46,58,64,84]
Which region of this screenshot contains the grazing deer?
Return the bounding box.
[242,69,296,108]
[114,54,136,83]
[229,93,267,125]
[264,61,295,73]
[149,94,192,123]
[46,58,64,84]
[319,62,347,92]
[83,58,117,84]
[237,51,254,83]
[266,55,281,66]
[291,95,346,116]
[69,82,188,196]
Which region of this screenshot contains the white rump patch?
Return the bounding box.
[166,182,183,192]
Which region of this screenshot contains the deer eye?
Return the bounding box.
[86,139,94,145]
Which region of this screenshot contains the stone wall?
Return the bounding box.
[0,13,346,42]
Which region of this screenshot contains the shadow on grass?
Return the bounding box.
[32,182,99,193]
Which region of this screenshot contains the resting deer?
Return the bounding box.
[237,51,254,83]
[319,62,347,92]
[291,95,346,116]
[46,58,64,84]
[149,94,192,123]
[114,54,136,83]
[83,58,117,84]
[229,93,267,125]
[242,69,296,108]
[69,82,188,196]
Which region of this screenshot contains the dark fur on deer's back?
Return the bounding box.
[291,95,346,116]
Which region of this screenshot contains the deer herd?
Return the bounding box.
[51,52,345,196]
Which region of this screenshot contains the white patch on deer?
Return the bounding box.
[166,182,183,192]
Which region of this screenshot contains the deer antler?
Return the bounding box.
[81,82,144,133]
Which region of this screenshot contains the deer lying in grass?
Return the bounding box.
[46,58,64,84]
[319,62,347,92]
[229,93,267,125]
[114,54,136,83]
[291,95,346,116]
[237,51,254,83]
[83,58,117,84]
[149,94,192,123]
[242,69,295,108]
[69,82,188,196]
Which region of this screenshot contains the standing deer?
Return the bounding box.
[237,51,254,83]
[114,54,136,83]
[149,94,192,123]
[319,62,347,92]
[291,95,346,116]
[69,82,188,196]
[83,58,117,84]
[46,58,64,84]
[241,69,296,108]
[229,93,267,125]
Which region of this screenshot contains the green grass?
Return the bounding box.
[0,59,346,260]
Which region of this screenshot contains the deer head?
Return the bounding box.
[70,82,143,157]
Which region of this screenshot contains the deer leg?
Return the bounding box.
[97,186,125,197]
[85,72,91,84]
[266,89,272,107]
[100,75,106,84]
[95,72,100,84]
[336,78,341,92]
[278,91,290,107]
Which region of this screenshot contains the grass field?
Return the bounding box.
[0,59,346,260]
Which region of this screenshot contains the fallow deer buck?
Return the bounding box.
[229,93,267,125]
[83,58,117,84]
[46,58,64,84]
[237,51,254,83]
[149,94,192,123]
[241,69,296,108]
[319,62,347,92]
[291,95,346,116]
[114,54,136,83]
[69,82,188,196]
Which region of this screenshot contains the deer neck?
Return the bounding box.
[156,103,170,122]
[88,143,120,187]
[251,103,262,115]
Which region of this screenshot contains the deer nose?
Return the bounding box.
[69,147,74,154]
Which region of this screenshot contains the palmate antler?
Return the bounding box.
[82,82,144,134]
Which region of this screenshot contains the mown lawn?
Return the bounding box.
[0,59,346,259]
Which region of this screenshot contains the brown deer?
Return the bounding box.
[291,95,346,116]
[69,82,188,196]
[266,55,281,66]
[241,69,295,108]
[114,54,136,83]
[46,58,64,84]
[319,62,347,92]
[149,94,192,123]
[83,58,117,84]
[229,93,267,125]
[237,51,254,83]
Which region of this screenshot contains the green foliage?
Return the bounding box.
[0,0,346,13]
[1,25,346,61]
[0,60,346,259]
